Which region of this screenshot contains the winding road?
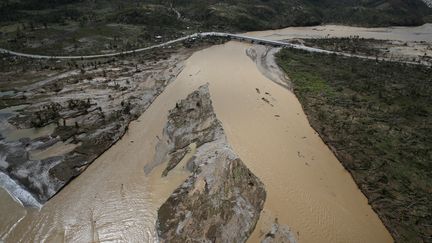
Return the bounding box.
[0,32,429,66]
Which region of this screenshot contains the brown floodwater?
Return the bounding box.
[29,141,80,161]
[1,41,392,243]
[1,25,418,242]
[0,188,27,240]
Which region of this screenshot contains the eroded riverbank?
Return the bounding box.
[189,42,391,243]
[276,47,432,242]
[1,40,393,242]
[0,37,229,207]
[6,23,430,241]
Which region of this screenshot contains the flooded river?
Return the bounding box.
[2,24,431,242]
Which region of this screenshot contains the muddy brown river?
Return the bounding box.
[1,24,431,242]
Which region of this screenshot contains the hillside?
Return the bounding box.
[1,0,431,28]
[0,0,431,55]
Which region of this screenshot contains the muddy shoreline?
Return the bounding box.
[0,40,390,242]
[0,38,225,206]
[2,24,428,242]
[275,47,431,242]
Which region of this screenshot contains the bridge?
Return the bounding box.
[0,32,348,60]
[0,32,428,66]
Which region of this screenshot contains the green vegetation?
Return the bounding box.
[0,0,430,55]
[276,48,432,243]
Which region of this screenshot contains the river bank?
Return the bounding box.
[0,40,391,243]
[276,47,432,242]
[2,24,430,242]
[0,38,227,207]
[247,24,432,66]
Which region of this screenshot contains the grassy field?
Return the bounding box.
[276,48,432,243]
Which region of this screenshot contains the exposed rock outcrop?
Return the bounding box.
[261,219,297,243]
[154,85,266,242]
